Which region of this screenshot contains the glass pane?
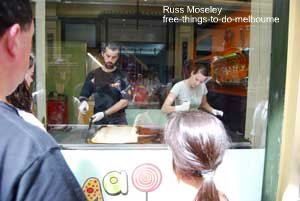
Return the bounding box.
[65,23,96,47]
[42,0,273,148]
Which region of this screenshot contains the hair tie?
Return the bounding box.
[201,170,215,181]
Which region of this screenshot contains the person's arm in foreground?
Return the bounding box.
[16,148,86,201]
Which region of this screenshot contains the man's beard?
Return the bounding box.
[105,62,114,69]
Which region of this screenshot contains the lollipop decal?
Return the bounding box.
[132,163,162,201]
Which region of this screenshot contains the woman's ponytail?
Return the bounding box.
[195,178,220,201]
[164,111,230,201]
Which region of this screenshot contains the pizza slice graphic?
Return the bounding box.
[82,177,104,201]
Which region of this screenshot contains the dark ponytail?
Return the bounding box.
[195,179,220,201]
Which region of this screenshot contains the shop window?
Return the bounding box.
[42,0,272,149]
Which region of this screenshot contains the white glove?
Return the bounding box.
[92,112,105,123]
[78,100,89,114]
[211,109,223,117]
[175,101,190,112]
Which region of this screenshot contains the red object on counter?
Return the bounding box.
[47,94,68,124]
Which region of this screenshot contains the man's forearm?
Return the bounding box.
[105,99,128,116]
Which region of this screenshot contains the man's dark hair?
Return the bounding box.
[102,42,120,53]
[0,0,33,37]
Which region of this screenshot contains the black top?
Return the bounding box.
[80,67,132,117]
[0,101,86,201]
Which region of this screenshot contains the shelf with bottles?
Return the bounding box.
[196,48,249,97]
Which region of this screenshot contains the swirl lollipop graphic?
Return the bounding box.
[132,163,162,201]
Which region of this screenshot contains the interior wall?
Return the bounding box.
[46,4,61,55]
[211,9,250,53]
[174,24,194,78]
[277,0,300,199]
[194,8,250,57]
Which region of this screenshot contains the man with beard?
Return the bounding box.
[79,43,132,125]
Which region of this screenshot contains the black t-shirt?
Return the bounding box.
[80,67,132,116]
[0,101,86,201]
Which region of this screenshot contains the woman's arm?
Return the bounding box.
[200,95,214,113]
[161,93,176,114]
[200,96,223,116]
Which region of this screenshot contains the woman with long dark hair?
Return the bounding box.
[6,54,45,131]
[165,111,230,201]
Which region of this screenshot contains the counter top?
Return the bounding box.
[48,124,251,149]
[48,124,163,145]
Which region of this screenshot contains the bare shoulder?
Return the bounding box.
[218,191,229,201]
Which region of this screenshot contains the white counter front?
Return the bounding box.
[62,147,264,201]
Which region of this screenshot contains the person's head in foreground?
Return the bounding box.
[165,111,230,201]
[0,0,34,100]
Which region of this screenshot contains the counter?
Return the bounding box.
[48,124,258,201]
[48,124,251,149]
[62,148,265,201]
[48,124,163,145]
